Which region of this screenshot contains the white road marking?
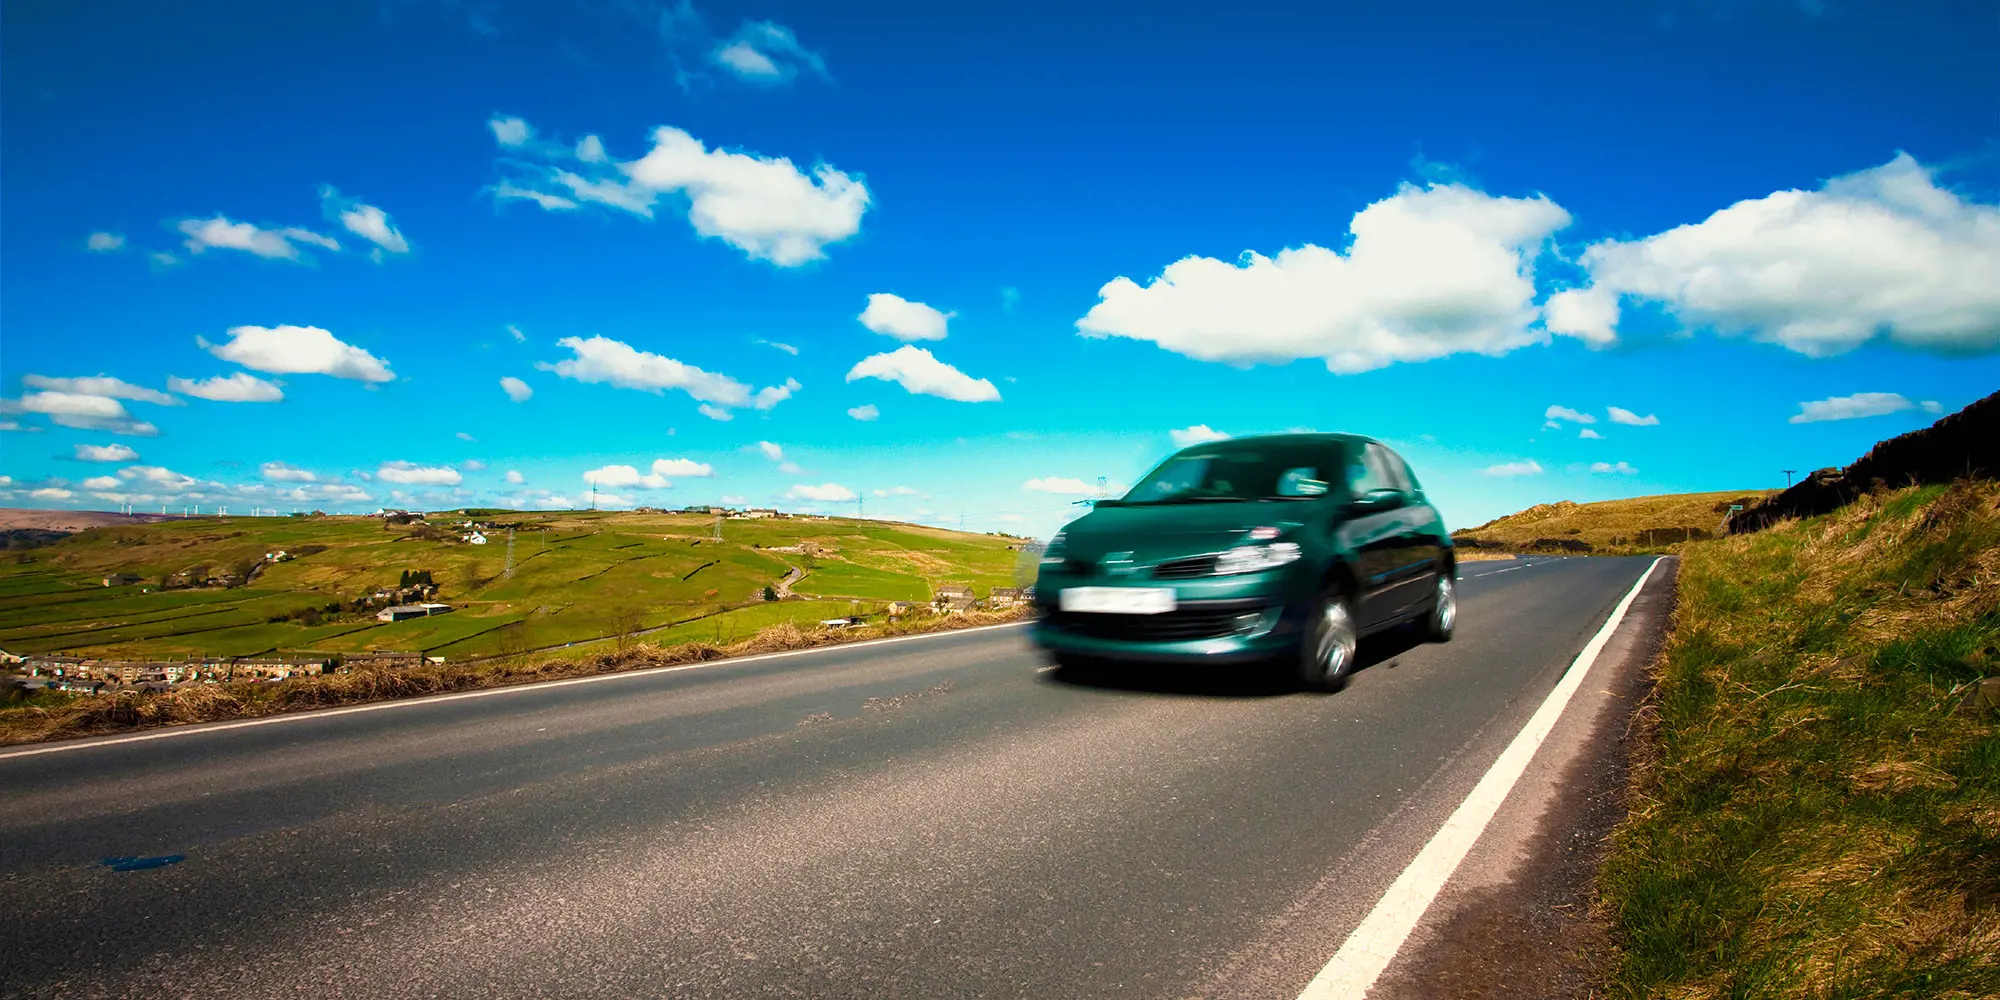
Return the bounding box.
[0,621,1034,761]
[1465,565,1524,578]
[1297,557,1661,999]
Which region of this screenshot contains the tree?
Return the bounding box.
[763,586,778,602]
[612,606,645,650]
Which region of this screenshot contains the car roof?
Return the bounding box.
[1170,432,1376,453]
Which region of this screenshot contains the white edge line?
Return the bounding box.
[0,620,1034,761]
[1297,556,1662,1000]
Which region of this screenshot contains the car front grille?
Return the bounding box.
[1150,555,1218,579]
[1046,600,1276,642]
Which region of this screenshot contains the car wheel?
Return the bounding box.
[1418,573,1456,643]
[1298,589,1359,692]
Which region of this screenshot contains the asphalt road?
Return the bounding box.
[0,555,1656,1000]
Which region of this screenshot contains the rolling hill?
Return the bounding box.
[1452,488,1780,554]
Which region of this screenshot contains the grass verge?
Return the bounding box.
[1597,481,2000,998]
[0,608,1028,747]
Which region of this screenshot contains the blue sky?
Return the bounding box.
[2,0,1996,539]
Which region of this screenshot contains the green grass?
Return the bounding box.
[1454,488,1781,554]
[0,512,1023,661]
[1598,482,2000,998]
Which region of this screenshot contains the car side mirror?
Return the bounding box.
[1348,489,1403,512]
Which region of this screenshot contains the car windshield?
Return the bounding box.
[1112,442,1339,504]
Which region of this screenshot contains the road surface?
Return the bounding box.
[0,556,1665,999]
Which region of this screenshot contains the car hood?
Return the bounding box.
[1061,502,1308,563]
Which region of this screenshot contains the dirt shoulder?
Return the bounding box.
[1368,557,1679,999]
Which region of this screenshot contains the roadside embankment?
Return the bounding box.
[1598,481,2000,996]
[0,608,1028,747]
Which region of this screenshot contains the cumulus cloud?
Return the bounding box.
[489,115,532,147]
[489,120,870,266]
[754,441,803,474]
[168,372,284,402]
[500,376,533,403]
[87,232,125,252]
[845,346,1000,402]
[0,392,159,435]
[120,465,199,490]
[785,483,856,502]
[74,443,139,462]
[1484,460,1544,476]
[377,461,462,486]
[1590,461,1639,475]
[22,375,177,405]
[81,476,121,490]
[1544,405,1595,425]
[1788,392,1939,424]
[1076,182,1571,373]
[539,335,789,419]
[505,470,525,485]
[652,458,713,477]
[176,215,340,260]
[859,293,953,341]
[462,460,488,472]
[710,20,828,84]
[698,403,732,421]
[1170,424,1230,448]
[508,325,527,343]
[1579,428,1605,440]
[29,487,74,501]
[260,461,320,482]
[320,186,411,259]
[1607,406,1659,426]
[1550,154,2000,356]
[583,457,712,490]
[201,325,394,382]
[847,403,879,421]
[1023,476,1098,495]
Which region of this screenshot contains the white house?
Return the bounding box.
[464,531,488,545]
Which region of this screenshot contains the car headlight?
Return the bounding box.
[1211,542,1301,575]
[1039,532,1066,566]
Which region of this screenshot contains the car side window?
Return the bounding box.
[1377,447,1414,493]
[1348,444,1395,496]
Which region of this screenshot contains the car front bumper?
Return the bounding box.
[1029,595,1306,664]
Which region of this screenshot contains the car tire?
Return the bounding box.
[1297,588,1359,692]
[1417,572,1456,643]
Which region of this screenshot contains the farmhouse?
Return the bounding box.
[464,531,488,545]
[988,587,1026,608]
[103,573,142,587]
[376,603,453,623]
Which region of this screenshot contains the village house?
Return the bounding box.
[463,531,488,545]
[933,584,977,614]
[988,587,1026,609]
[103,573,142,587]
[376,603,453,623]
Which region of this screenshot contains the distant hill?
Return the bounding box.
[0,508,187,533]
[1454,489,1778,555]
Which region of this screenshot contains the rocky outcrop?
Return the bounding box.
[1728,390,2000,534]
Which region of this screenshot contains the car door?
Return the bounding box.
[1337,443,1409,630]
[1375,446,1442,614]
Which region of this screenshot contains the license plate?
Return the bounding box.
[1060,587,1176,614]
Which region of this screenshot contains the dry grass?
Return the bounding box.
[0,608,1028,747]
[1457,489,1779,555]
[1597,481,2000,998]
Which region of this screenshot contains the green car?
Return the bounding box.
[1031,433,1455,690]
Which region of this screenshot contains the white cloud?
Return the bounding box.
[845,346,1001,402]
[320,186,411,257]
[1553,154,2000,357]
[859,293,953,341]
[167,372,284,402]
[583,457,711,490]
[1170,424,1230,448]
[120,465,199,490]
[22,375,177,405]
[576,135,607,162]
[150,252,178,266]
[756,339,798,355]
[260,462,320,482]
[1544,405,1595,424]
[508,324,527,343]
[377,461,463,486]
[462,460,488,472]
[710,21,828,84]
[756,441,785,461]
[29,487,74,501]
[202,325,394,382]
[873,486,924,498]
[1579,428,1604,440]
[541,335,763,417]
[87,232,125,252]
[491,121,870,266]
[698,403,732,421]
[653,458,713,477]
[1542,286,1620,346]
[81,476,121,490]
[1607,406,1659,426]
[1076,182,1571,373]
[455,432,476,442]
[500,376,533,403]
[1484,460,1544,476]
[1788,392,1934,424]
[489,115,532,147]
[74,443,139,462]
[1590,461,1639,475]
[1920,399,1945,414]
[753,377,801,410]
[1023,476,1097,495]
[785,483,856,502]
[0,392,159,435]
[505,470,525,485]
[177,215,340,260]
[847,403,879,421]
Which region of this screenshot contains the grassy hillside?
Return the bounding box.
[0,510,1027,661]
[1455,489,1779,554]
[1600,481,2000,996]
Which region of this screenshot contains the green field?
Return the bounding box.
[0,510,1027,660]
